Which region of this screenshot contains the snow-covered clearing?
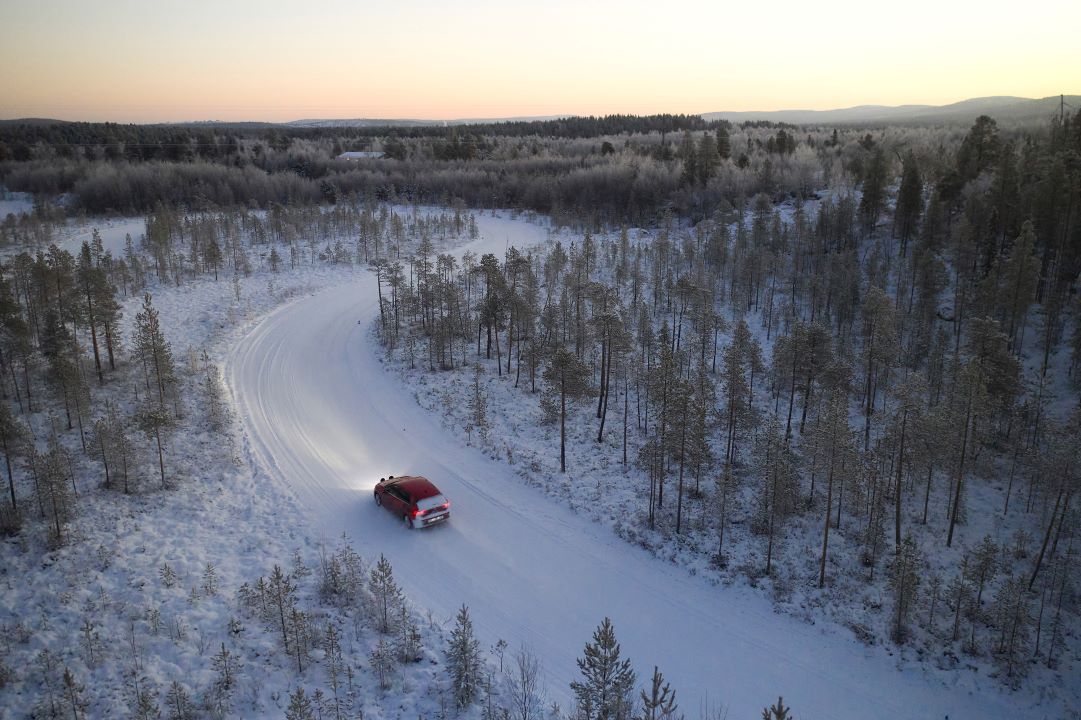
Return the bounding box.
[225,211,1060,719]
[0,190,34,220]
[0,209,530,718]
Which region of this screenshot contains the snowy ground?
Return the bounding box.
[377,205,1079,711]
[0,209,524,718]
[0,190,34,219]
[2,204,1074,719]
[224,213,1064,719]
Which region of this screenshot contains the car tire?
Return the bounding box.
[374,492,382,506]
[403,514,413,529]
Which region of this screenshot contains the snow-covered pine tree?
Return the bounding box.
[570,617,636,720]
[888,534,923,643]
[165,680,195,720]
[62,665,87,720]
[267,564,297,650]
[395,602,421,663]
[0,400,30,527]
[285,687,316,720]
[992,574,1032,681]
[369,637,395,690]
[36,437,74,544]
[761,696,791,720]
[211,642,237,698]
[369,554,401,633]
[133,293,178,488]
[638,666,678,720]
[133,292,177,406]
[201,359,228,432]
[543,347,592,473]
[286,607,310,674]
[323,624,345,719]
[447,604,482,708]
[469,364,490,444]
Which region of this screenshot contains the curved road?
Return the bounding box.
[226,231,1028,720]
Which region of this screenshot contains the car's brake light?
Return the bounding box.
[441,503,449,510]
[411,508,420,518]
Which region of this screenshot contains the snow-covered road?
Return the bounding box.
[226,229,1031,720]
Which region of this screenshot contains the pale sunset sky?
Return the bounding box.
[1,0,1078,122]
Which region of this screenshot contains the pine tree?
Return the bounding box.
[543,347,592,473]
[0,400,29,522]
[165,680,195,720]
[136,404,174,490]
[211,642,236,696]
[571,617,636,720]
[37,437,74,544]
[201,356,228,432]
[715,126,731,160]
[678,131,698,187]
[286,607,310,674]
[815,388,853,588]
[858,147,889,234]
[76,241,107,384]
[395,601,422,663]
[638,666,678,720]
[893,152,923,257]
[267,564,297,649]
[133,292,177,411]
[133,293,178,488]
[62,666,87,720]
[992,575,1032,681]
[468,363,490,444]
[761,697,791,720]
[324,624,345,720]
[285,687,316,720]
[888,534,923,643]
[369,554,401,633]
[369,637,395,690]
[448,604,483,708]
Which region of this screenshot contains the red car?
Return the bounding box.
[374,475,451,529]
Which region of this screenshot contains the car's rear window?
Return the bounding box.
[416,495,448,511]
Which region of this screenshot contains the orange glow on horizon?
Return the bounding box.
[1,0,1078,123]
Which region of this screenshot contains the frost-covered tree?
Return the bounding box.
[888,534,923,643]
[36,436,75,544]
[992,575,1032,681]
[543,347,592,473]
[267,564,297,650]
[638,666,678,720]
[369,554,401,633]
[165,680,195,720]
[762,697,792,720]
[508,646,545,720]
[133,292,177,412]
[448,604,483,708]
[369,638,395,690]
[0,400,30,521]
[323,624,345,719]
[468,364,489,444]
[285,687,316,720]
[571,617,636,720]
[395,602,422,663]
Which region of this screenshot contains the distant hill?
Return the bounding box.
[1,96,1075,130]
[701,95,1079,126]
